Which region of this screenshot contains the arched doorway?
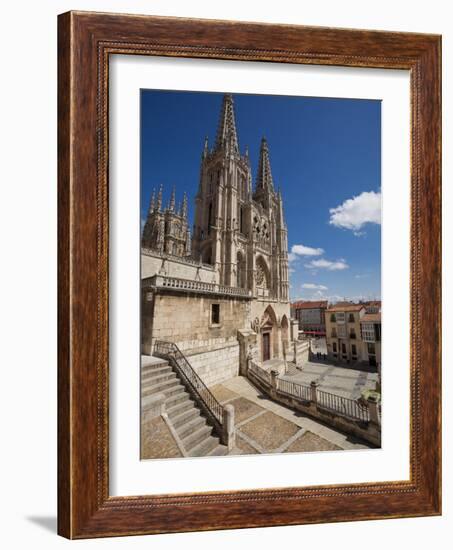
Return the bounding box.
[260,305,277,362]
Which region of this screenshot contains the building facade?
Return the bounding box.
[325,304,382,368]
[141,94,294,386]
[360,312,382,367]
[325,304,366,363]
[291,300,328,335]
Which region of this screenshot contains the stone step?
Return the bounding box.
[182,424,213,451]
[142,376,179,394]
[141,362,171,375]
[167,399,196,421]
[142,383,185,400]
[141,369,176,384]
[188,434,220,457]
[171,407,201,429]
[166,391,193,412]
[175,414,207,440]
[208,444,229,457]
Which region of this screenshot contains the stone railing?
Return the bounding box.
[248,360,272,386]
[142,275,252,299]
[246,361,380,446]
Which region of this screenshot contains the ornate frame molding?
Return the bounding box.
[58,11,441,538]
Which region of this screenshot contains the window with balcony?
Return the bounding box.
[350,328,356,339]
[348,313,355,322]
[361,323,376,343]
[330,313,336,322]
[331,329,337,338]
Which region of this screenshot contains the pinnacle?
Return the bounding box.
[168,186,176,212]
[255,136,274,193]
[215,93,239,154]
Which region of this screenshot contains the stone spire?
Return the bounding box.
[156,184,163,211]
[255,137,274,193]
[180,192,188,219]
[215,93,239,154]
[168,186,176,212]
[148,188,155,213]
[203,136,209,158]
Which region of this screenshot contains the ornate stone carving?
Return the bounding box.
[256,262,267,288]
[251,317,260,333]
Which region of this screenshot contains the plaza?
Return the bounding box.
[141,373,373,460]
[284,358,379,401]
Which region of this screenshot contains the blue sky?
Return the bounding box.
[141,90,381,303]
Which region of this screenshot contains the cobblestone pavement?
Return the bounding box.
[284,360,378,400]
[211,376,372,453]
[141,416,183,459]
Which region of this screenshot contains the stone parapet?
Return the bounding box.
[143,274,252,299]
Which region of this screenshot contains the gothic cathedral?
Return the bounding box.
[141,93,293,384]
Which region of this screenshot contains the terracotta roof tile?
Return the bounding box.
[327,304,366,312]
[291,300,328,309]
[361,313,382,322]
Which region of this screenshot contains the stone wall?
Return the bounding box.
[151,293,250,343]
[187,342,240,387]
[146,292,250,385]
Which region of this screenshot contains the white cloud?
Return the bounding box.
[329,191,381,233]
[302,283,328,290]
[305,258,349,271]
[291,244,324,257]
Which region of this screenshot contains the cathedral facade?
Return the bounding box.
[141,94,295,387]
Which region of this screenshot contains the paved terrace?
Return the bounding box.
[142,375,373,459]
[215,376,372,454]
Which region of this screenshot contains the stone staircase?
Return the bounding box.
[141,357,228,457]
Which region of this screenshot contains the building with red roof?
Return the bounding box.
[291,300,328,336]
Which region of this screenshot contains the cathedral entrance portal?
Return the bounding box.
[262,332,271,362]
[260,305,278,362]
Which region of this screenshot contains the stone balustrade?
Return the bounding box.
[143,274,252,299]
[141,247,215,270]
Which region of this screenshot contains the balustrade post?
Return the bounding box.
[222,404,235,450]
[270,369,279,399]
[310,381,319,408]
[366,394,380,425]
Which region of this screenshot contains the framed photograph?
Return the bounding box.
[58,11,441,538]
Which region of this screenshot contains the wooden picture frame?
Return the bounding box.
[58,10,441,539]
